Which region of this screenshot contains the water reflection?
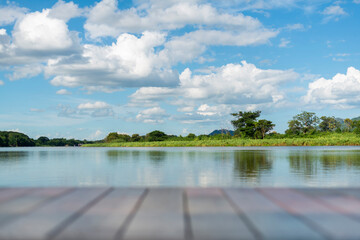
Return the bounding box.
[0,151,29,162]
[233,150,273,180]
[289,150,360,178]
[148,151,167,163]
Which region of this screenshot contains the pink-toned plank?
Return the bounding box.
[224,188,324,239]
[54,188,145,240]
[123,188,184,240]
[0,188,110,240]
[187,188,255,240]
[299,188,360,222]
[0,188,71,227]
[260,188,360,239]
[0,188,32,205]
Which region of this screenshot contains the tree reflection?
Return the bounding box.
[106,150,132,161]
[0,151,28,163]
[288,151,318,177]
[233,150,273,180]
[148,151,167,163]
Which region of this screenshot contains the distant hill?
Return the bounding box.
[209,129,234,136]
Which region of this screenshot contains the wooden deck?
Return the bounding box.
[1,188,360,239]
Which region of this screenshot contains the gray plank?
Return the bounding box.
[224,188,324,240]
[55,188,145,240]
[0,188,32,205]
[123,188,184,240]
[299,188,360,222]
[0,188,71,227]
[260,188,360,240]
[0,188,110,240]
[187,188,255,240]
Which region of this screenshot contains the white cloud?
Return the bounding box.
[136,107,168,123]
[283,23,305,31]
[58,101,114,118]
[30,108,44,112]
[88,130,104,140]
[131,61,298,118]
[13,9,79,53]
[0,80,4,85]
[303,67,360,109]
[354,0,360,4]
[56,89,71,95]
[48,0,83,22]
[78,101,110,110]
[0,4,28,26]
[85,0,276,38]
[279,38,291,48]
[7,64,44,80]
[322,5,347,22]
[47,31,178,89]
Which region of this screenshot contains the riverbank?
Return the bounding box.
[83,133,360,147]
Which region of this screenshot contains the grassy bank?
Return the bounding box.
[83,133,360,147]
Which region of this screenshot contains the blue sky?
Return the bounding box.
[0,0,360,140]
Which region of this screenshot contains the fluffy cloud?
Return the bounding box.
[303,67,360,109]
[136,107,168,123]
[0,5,27,26]
[48,0,83,22]
[7,64,44,80]
[0,80,4,86]
[130,61,298,118]
[47,31,178,89]
[13,9,79,53]
[85,0,276,37]
[78,101,110,110]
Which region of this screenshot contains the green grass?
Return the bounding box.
[83,133,360,147]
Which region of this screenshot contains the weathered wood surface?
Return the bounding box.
[0,188,360,240]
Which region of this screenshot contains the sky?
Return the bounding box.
[0,0,360,140]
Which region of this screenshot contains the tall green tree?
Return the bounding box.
[344,118,353,132]
[288,111,319,134]
[319,116,340,132]
[286,120,302,135]
[255,119,275,139]
[231,111,261,138]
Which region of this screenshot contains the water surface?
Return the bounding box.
[1,146,360,187]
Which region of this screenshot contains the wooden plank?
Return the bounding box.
[54,188,145,240]
[0,188,111,240]
[187,188,255,240]
[260,188,360,239]
[298,188,360,222]
[0,188,32,205]
[0,188,71,227]
[224,188,324,240]
[122,188,184,240]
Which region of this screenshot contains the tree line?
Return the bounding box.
[0,131,93,147]
[103,110,360,143]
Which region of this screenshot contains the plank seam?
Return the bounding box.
[257,188,332,240]
[221,188,262,240]
[115,188,149,240]
[183,190,193,240]
[0,188,75,228]
[46,187,114,240]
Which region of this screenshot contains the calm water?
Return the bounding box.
[1,146,360,187]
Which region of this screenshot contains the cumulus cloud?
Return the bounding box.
[47,31,178,89]
[85,0,277,38]
[279,38,291,48]
[130,61,298,120]
[0,4,28,26]
[303,67,360,109]
[136,107,168,123]
[12,9,79,53]
[48,0,83,22]
[56,89,71,95]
